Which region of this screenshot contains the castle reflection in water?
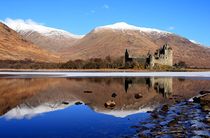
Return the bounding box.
[124,77,172,98]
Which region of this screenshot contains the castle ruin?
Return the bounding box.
[125,44,173,68]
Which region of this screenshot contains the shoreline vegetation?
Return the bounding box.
[0,58,210,71]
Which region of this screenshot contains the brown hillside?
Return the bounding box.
[18,30,81,52]
[0,22,60,62]
[62,29,210,68]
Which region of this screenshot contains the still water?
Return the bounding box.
[0,74,210,138]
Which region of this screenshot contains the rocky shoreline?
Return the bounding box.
[132,92,210,138]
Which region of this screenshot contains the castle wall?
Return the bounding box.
[125,44,173,68]
[151,44,173,67]
[153,50,173,66]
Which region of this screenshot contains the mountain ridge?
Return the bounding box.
[3,18,83,52]
[1,19,210,68]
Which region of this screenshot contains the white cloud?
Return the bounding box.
[4,18,42,26]
[168,26,175,30]
[103,4,109,9]
[91,10,96,13]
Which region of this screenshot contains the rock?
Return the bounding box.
[199,94,210,112]
[205,117,210,124]
[111,93,117,98]
[161,104,169,112]
[147,111,152,113]
[167,118,179,127]
[62,101,69,105]
[191,136,202,138]
[200,94,210,104]
[134,93,143,99]
[75,101,82,105]
[201,105,210,112]
[104,100,116,108]
[84,90,92,93]
[133,100,210,138]
[193,130,210,137]
[193,97,201,103]
[151,113,158,119]
[199,91,210,95]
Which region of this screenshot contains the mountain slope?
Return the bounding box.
[0,22,59,62]
[62,22,210,68]
[4,18,83,52]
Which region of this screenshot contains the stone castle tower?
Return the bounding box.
[125,44,173,68]
[147,44,173,67]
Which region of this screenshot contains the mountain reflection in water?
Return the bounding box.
[0,76,210,138]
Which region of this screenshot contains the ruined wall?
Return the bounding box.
[148,44,173,67]
[125,44,173,68]
[152,48,173,66]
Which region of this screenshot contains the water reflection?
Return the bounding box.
[0,76,210,138]
[124,77,172,98]
[0,77,210,119]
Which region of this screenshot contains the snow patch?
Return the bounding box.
[190,40,202,45]
[95,22,171,34]
[3,18,84,39]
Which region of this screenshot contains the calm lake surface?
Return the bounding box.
[0,72,210,138]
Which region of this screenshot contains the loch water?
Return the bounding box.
[0,74,210,138]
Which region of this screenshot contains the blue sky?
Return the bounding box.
[0,0,210,46]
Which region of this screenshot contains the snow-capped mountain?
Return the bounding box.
[3,18,83,52]
[4,18,83,38]
[0,22,59,62]
[62,22,210,68]
[95,22,171,35]
[1,19,210,67]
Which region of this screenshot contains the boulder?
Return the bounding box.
[104,100,116,108]
[75,101,83,105]
[199,91,210,95]
[111,93,117,98]
[135,93,143,99]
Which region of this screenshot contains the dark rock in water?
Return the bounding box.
[75,102,83,105]
[147,111,152,113]
[200,91,210,95]
[199,94,210,112]
[84,90,92,93]
[199,94,210,104]
[111,93,117,98]
[202,105,210,112]
[193,97,200,103]
[151,113,158,119]
[104,100,116,109]
[134,93,143,99]
[167,118,179,127]
[62,101,69,105]
[161,104,169,112]
[205,117,210,125]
